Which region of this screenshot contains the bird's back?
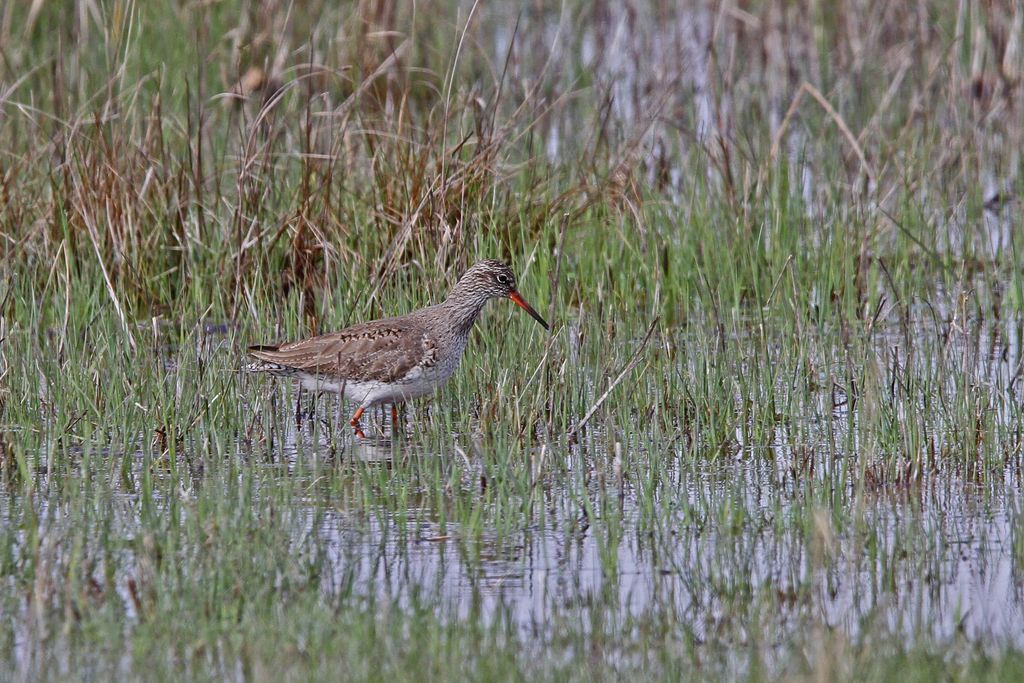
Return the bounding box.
[246,310,442,384]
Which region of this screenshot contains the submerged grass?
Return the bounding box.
[1,0,1024,681]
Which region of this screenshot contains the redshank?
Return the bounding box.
[245,260,549,435]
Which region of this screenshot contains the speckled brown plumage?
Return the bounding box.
[245,260,549,435]
[248,319,438,385]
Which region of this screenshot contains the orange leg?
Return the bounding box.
[349,406,365,427]
[349,406,366,437]
[350,409,366,440]
[391,405,399,432]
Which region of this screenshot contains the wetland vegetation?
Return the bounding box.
[1,1,1024,680]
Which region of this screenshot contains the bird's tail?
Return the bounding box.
[243,345,293,374]
[247,344,280,353]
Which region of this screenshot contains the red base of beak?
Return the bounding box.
[509,291,550,330]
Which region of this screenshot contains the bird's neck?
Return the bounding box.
[440,289,488,337]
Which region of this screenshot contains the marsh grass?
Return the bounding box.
[2,0,1024,681]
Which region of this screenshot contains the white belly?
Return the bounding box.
[296,360,459,409]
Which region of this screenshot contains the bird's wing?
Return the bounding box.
[247,318,436,384]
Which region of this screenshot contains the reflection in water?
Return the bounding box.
[6,313,1024,676]
[265,316,1024,665]
[296,460,1024,652]
[350,435,398,465]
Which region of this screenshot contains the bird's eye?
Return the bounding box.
[496,274,511,285]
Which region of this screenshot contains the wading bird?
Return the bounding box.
[245,260,549,436]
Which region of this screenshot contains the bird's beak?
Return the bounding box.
[508,290,550,330]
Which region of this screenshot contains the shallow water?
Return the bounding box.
[285,447,1023,650]
[5,312,1024,678]
[243,316,1024,671]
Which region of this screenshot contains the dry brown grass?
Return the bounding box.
[0,1,1019,320]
